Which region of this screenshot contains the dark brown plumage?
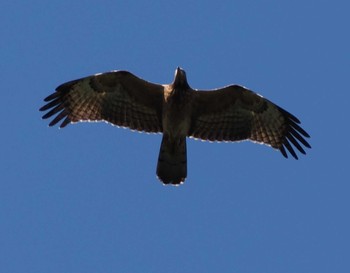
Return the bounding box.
[40,67,311,185]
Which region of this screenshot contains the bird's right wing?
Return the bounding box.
[40,71,164,133]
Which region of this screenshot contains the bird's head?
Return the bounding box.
[173,67,190,89]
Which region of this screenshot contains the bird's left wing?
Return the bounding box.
[189,85,311,159]
[40,71,164,133]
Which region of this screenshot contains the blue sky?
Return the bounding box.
[1,0,349,272]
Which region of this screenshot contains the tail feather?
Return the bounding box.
[156,135,187,185]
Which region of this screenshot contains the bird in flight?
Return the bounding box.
[40,67,311,185]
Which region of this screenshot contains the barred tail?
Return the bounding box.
[156,135,187,185]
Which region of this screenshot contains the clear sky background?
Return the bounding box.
[1,1,349,272]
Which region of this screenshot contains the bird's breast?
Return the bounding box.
[162,93,192,138]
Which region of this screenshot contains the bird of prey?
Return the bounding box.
[40,67,311,185]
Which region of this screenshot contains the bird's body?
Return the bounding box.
[157,69,193,184]
[40,67,311,185]
[162,79,192,140]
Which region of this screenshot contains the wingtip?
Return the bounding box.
[43,92,59,102]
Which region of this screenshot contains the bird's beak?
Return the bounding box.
[176,67,185,77]
[173,67,188,88]
[175,67,182,77]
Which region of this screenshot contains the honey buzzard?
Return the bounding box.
[40,68,311,185]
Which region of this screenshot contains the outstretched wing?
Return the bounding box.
[40,71,164,133]
[189,85,311,159]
